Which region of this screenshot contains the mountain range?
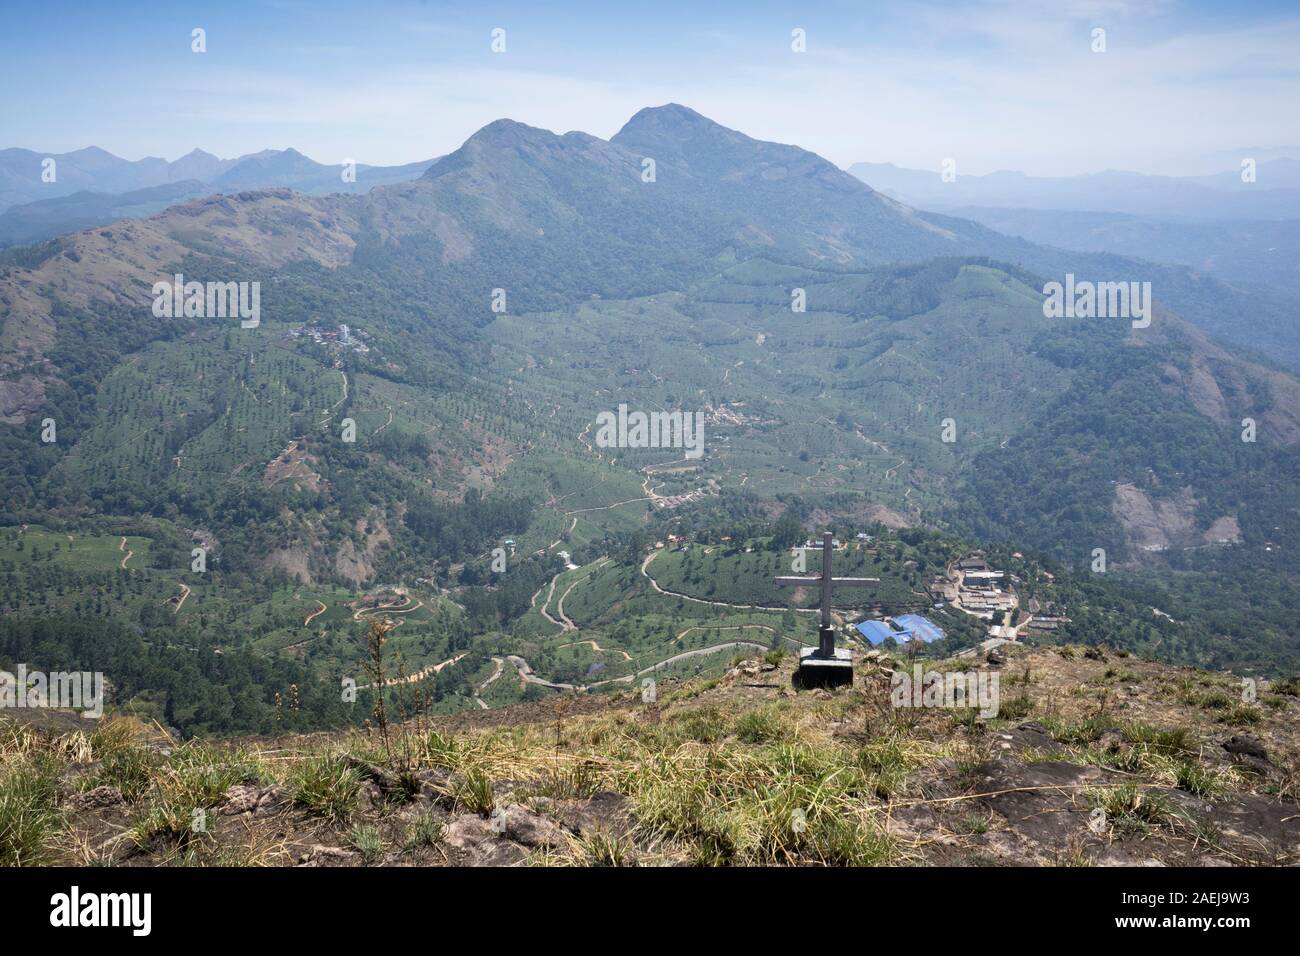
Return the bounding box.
[1,104,1297,735]
[0,146,438,245]
[847,159,1300,220]
[849,160,1300,311]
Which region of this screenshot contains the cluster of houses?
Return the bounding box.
[285,323,370,353]
[1022,597,1071,632]
[652,488,709,510]
[950,556,1018,618]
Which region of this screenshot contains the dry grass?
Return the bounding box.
[1,647,1296,867]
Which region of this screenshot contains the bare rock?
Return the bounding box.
[554,791,631,838]
[295,844,357,867]
[65,785,124,811]
[221,783,288,816]
[444,813,526,866]
[1096,727,1126,751]
[1005,723,1061,753]
[496,804,568,849]
[220,784,262,815]
[339,753,401,792]
[255,785,288,814]
[976,758,1112,849]
[1223,735,1269,762]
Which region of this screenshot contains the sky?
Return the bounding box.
[2,0,1298,176]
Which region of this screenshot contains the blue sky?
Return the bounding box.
[2,0,1297,175]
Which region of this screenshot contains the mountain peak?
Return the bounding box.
[612,103,844,187]
[65,145,118,159]
[421,118,580,182]
[62,146,129,168]
[614,103,721,141]
[464,118,560,148]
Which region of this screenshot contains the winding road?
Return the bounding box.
[640,551,819,616]
[360,650,467,690]
[498,640,778,694]
[560,639,634,662]
[554,558,609,630]
[472,656,506,709]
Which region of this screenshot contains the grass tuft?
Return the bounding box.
[349,824,383,864]
[288,755,362,824]
[403,811,444,851]
[0,760,63,866]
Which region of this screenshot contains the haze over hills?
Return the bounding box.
[0,145,439,245]
[848,157,1300,368]
[935,207,1300,303]
[847,159,1300,221]
[0,180,210,248]
[0,145,440,209]
[3,107,1296,366]
[1,104,1298,736]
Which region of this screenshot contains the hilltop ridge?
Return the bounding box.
[4,642,1297,867]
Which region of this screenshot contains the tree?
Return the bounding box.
[772,511,803,551]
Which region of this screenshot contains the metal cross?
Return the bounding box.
[774,531,878,656]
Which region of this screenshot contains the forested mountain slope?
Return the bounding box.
[1,106,1297,735]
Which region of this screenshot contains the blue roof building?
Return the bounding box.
[895,614,946,643]
[854,620,899,646]
[855,615,946,646]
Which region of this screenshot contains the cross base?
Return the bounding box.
[795,645,854,689]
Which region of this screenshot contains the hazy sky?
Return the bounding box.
[2,0,1297,176]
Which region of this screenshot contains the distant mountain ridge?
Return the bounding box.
[2,113,1295,369]
[0,145,438,245]
[847,156,1300,367]
[0,180,209,248]
[938,206,1300,302]
[848,159,1300,220]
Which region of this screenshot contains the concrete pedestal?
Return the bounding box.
[795,645,854,689]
